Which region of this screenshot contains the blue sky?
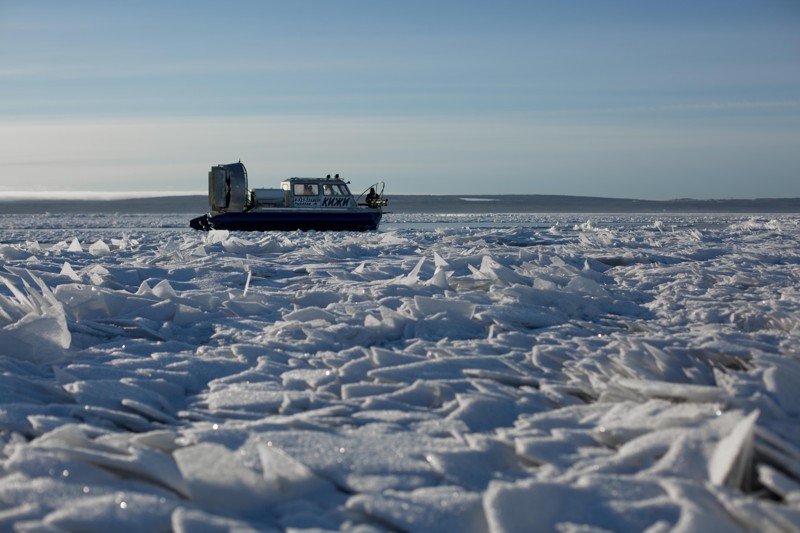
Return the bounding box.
[1,0,798,199]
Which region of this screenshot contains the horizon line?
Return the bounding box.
[0,190,206,201]
[0,190,797,203]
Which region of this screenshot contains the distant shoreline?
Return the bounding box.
[0,195,798,215]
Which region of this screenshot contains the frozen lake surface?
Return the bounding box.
[0,212,798,532]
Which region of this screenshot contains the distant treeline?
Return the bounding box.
[0,195,799,215]
[387,195,800,214]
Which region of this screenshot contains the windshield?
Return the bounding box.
[323,183,349,195]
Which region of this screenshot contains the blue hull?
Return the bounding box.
[190,209,382,231]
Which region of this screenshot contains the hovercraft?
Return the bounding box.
[190,162,387,231]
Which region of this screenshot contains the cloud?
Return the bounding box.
[554,99,800,117]
[1,114,798,199]
[0,57,386,82]
[0,190,202,201]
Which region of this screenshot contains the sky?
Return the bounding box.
[0,0,799,199]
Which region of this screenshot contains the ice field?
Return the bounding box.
[0,212,798,532]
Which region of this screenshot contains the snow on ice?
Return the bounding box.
[0,213,798,532]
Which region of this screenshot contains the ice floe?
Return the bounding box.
[0,213,797,531]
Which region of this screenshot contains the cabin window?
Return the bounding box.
[294,183,319,196]
[323,183,347,195]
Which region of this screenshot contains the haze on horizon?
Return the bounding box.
[1,0,798,200]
